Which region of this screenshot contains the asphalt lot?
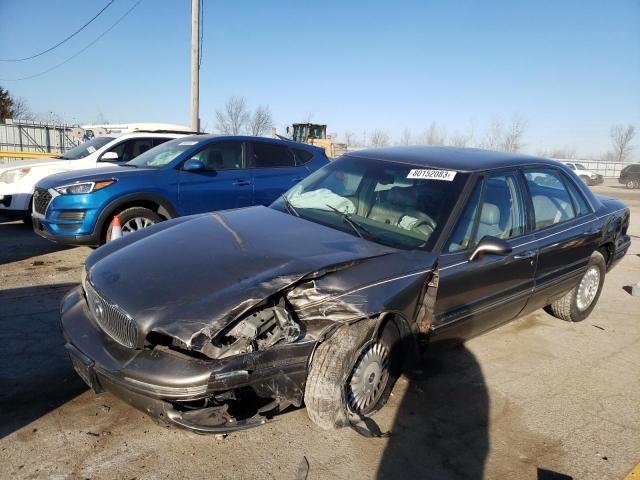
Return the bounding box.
[0,179,638,480]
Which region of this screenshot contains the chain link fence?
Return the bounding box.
[0,119,80,164]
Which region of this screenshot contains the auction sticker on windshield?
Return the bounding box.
[407,169,457,181]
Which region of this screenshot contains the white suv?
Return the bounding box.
[561,161,604,186]
[0,131,189,223]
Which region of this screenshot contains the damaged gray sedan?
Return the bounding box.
[61,147,630,432]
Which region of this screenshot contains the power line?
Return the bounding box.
[0,0,116,62]
[0,0,143,81]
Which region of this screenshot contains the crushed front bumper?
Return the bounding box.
[60,286,312,433]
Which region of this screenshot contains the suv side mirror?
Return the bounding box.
[469,236,512,261]
[100,151,119,162]
[183,159,205,172]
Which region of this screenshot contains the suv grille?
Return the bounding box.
[33,188,52,215]
[84,281,138,348]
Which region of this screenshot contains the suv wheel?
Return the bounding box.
[105,207,162,242]
[545,250,606,322]
[626,179,636,189]
[304,318,401,429]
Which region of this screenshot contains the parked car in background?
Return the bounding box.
[59,147,630,433]
[561,161,603,186]
[619,163,640,189]
[0,129,191,224]
[33,135,329,246]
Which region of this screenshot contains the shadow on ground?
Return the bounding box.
[376,345,489,480]
[0,221,72,265]
[0,283,86,438]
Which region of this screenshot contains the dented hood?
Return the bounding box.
[88,206,397,346]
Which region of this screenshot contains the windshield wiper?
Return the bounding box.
[325,204,372,239]
[281,194,300,217]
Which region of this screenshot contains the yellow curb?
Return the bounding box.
[625,462,640,480]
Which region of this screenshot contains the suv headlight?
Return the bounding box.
[0,167,30,184]
[54,179,116,195]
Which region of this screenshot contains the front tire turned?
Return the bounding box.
[545,250,606,322]
[304,318,401,430]
[105,207,162,243]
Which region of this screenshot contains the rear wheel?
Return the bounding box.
[545,251,606,322]
[304,318,401,429]
[626,179,635,189]
[105,207,162,243]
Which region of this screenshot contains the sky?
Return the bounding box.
[0,0,639,158]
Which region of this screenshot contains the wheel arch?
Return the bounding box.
[96,192,178,244]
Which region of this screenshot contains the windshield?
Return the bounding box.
[60,136,114,160]
[276,156,468,250]
[126,137,200,168]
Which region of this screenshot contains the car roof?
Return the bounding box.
[112,132,189,139]
[179,134,324,152]
[346,146,561,172]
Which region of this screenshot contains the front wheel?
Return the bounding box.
[304,318,401,430]
[626,179,636,189]
[105,207,162,243]
[545,251,606,322]
[580,175,592,186]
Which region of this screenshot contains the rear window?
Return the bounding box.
[250,142,295,168]
[293,148,314,165]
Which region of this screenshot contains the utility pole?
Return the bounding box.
[190,0,200,132]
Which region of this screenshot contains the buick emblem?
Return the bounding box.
[94,299,105,321]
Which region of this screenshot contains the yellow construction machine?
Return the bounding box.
[288,123,347,158]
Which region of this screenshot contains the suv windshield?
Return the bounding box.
[277,156,468,250]
[60,136,114,160]
[127,137,199,168]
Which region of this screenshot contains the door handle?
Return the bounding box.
[291,177,303,182]
[513,250,536,260]
[233,179,251,186]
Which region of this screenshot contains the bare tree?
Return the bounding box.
[610,124,636,162]
[419,122,446,146]
[11,96,35,121]
[248,105,273,136]
[215,96,250,134]
[398,128,412,146]
[501,115,527,152]
[538,147,577,159]
[369,129,390,148]
[343,130,356,147]
[480,118,503,150]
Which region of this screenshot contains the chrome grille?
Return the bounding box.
[33,188,52,215]
[84,281,138,348]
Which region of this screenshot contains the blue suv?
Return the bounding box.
[32,135,329,246]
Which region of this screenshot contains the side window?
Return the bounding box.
[129,139,154,160]
[152,137,171,147]
[292,148,314,165]
[446,178,483,252]
[190,142,243,171]
[524,169,576,229]
[250,142,295,168]
[566,163,575,170]
[474,172,526,242]
[563,175,591,216]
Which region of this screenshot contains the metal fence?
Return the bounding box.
[553,158,629,178]
[0,119,80,164]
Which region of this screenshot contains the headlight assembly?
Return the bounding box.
[0,167,30,184]
[54,179,116,195]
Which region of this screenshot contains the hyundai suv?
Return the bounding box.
[32,135,328,246]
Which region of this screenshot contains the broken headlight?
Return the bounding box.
[201,301,301,359]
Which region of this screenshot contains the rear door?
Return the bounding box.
[177,140,253,215]
[248,141,309,206]
[519,167,599,313]
[433,171,537,342]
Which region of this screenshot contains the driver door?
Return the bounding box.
[433,171,538,343]
[178,141,253,215]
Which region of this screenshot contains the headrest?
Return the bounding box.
[386,187,415,207]
[480,203,500,225]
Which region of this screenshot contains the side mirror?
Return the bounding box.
[183,159,205,172]
[469,236,512,261]
[100,151,119,162]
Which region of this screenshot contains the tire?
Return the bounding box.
[304,318,401,430]
[580,175,591,186]
[21,198,33,226]
[105,207,162,243]
[626,179,635,189]
[545,251,606,322]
